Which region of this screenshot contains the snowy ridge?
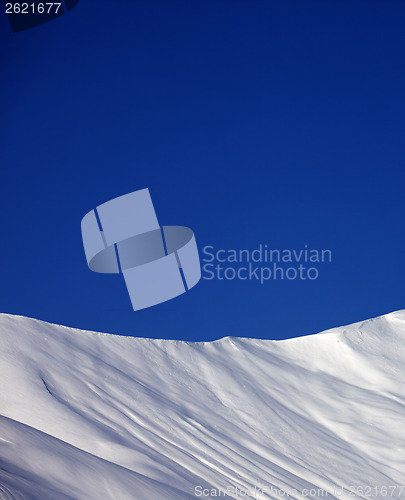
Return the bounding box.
[0,311,404,499]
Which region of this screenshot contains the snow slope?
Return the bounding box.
[0,311,404,499]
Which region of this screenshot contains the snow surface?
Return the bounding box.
[0,311,404,499]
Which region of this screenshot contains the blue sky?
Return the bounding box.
[1,1,404,341]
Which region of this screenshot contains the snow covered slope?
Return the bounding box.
[0,311,404,499]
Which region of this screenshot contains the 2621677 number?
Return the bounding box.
[5,3,62,14]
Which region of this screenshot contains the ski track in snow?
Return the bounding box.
[0,311,405,499]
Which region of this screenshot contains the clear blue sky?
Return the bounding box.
[1,1,404,340]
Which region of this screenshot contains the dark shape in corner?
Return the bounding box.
[4,0,79,33]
